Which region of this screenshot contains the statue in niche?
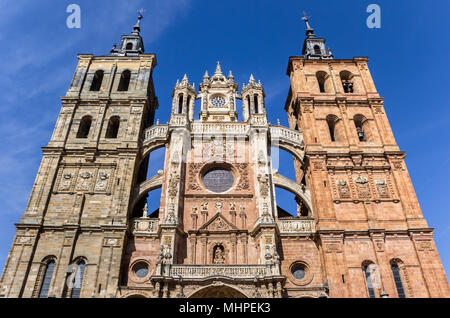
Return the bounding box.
[213,245,225,264]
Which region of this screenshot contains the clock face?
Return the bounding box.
[210,95,227,108]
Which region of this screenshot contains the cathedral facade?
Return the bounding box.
[1,15,449,298]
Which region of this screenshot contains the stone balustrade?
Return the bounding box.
[168,264,271,279]
[269,125,304,147]
[191,122,250,134]
[143,125,168,143]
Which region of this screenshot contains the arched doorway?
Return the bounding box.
[189,285,247,298]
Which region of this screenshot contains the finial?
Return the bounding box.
[249,74,255,83]
[203,70,209,78]
[215,61,222,74]
[181,73,189,83]
[228,70,234,80]
[277,119,280,125]
[133,9,144,32]
[301,11,315,36]
[110,43,117,53]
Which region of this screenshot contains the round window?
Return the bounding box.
[203,168,234,193]
[210,95,227,107]
[134,264,149,278]
[291,264,306,280]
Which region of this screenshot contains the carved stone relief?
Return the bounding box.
[76,171,93,191]
[375,180,389,198]
[235,163,249,190]
[337,180,351,199]
[354,176,371,199]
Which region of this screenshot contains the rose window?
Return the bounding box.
[203,168,234,193]
[210,95,227,108]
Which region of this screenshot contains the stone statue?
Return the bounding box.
[213,245,225,264]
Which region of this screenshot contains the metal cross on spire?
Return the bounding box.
[301,11,313,31]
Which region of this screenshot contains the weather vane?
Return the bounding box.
[301,11,309,21]
[138,8,145,19]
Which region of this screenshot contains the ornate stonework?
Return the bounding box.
[1,16,448,301]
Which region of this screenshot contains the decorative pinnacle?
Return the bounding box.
[203,70,209,78]
[215,61,222,75]
[249,74,255,83]
[228,70,234,80]
[181,73,189,83]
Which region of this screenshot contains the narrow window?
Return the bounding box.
[118,70,131,91]
[105,116,120,138]
[316,71,327,93]
[391,264,406,298]
[90,70,104,92]
[364,265,376,298]
[254,95,259,114]
[314,45,321,55]
[247,95,251,113]
[126,42,133,50]
[39,260,55,298]
[326,115,338,142]
[76,116,92,139]
[70,261,86,298]
[178,94,183,114]
[354,115,367,142]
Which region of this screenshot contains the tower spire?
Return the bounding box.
[300,12,333,60]
[301,11,315,37]
[110,11,145,56]
[133,9,144,33]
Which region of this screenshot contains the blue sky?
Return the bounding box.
[0,0,449,277]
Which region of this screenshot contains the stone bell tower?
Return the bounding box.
[0,13,158,298]
[284,16,450,298]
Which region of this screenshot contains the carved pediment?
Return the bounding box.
[199,213,237,232]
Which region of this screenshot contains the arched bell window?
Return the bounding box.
[126,42,133,50]
[118,70,131,91]
[76,116,92,139]
[90,70,104,92]
[314,45,321,55]
[316,71,329,93]
[354,114,369,142]
[340,70,354,93]
[105,116,120,139]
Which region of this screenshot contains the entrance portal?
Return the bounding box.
[189,285,247,298]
